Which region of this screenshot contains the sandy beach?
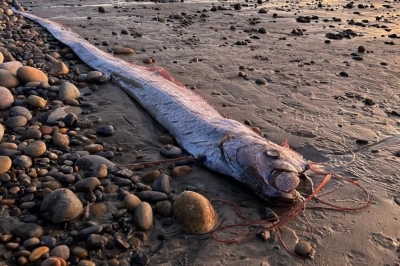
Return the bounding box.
[0,0,400,265]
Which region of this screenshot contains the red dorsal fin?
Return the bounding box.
[148,67,185,87]
[281,139,290,148]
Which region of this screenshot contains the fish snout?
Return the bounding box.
[271,171,301,193]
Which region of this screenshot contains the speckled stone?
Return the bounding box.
[23,141,46,157]
[53,132,69,147]
[9,106,32,121]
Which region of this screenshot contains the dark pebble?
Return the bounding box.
[131,252,150,266]
[96,124,115,136]
[151,174,171,194]
[356,139,369,144]
[159,144,182,158]
[136,191,168,202]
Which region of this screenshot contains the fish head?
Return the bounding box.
[222,136,309,202]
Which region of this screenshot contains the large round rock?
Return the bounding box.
[40,188,83,223]
[0,156,12,174]
[58,82,80,101]
[173,191,216,234]
[0,69,20,88]
[17,66,48,83]
[0,86,13,110]
[0,124,4,141]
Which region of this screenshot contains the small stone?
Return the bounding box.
[13,155,33,168]
[40,188,84,223]
[77,260,95,266]
[356,139,369,144]
[131,252,150,266]
[39,126,53,135]
[295,241,313,256]
[157,135,174,145]
[49,245,70,260]
[27,95,47,108]
[339,71,349,77]
[143,58,153,64]
[29,246,50,262]
[136,191,168,202]
[84,144,104,154]
[171,165,192,178]
[17,66,48,83]
[0,156,11,174]
[0,61,23,75]
[41,257,63,266]
[53,133,70,147]
[12,223,44,239]
[155,200,173,217]
[86,234,108,249]
[259,8,268,13]
[93,164,108,178]
[173,191,216,234]
[0,124,3,141]
[23,141,46,157]
[358,45,366,53]
[71,246,88,258]
[255,78,267,85]
[0,86,13,110]
[113,47,134,54]
[75,177,101,191]
[23,237,40,249]
[142,170,161,183]
[96,124,115,136]
[75,155,117,172]
[5,116,27,128]
[86,71,103,82]
[152,174,171,194]
[48,62,69,76]
[98,6,106,13]
[124,194,141,212]
[258,28,267,34]
[0,69,20,88]
[160,144,182,158]
[58,82,80,101]
[9,106,32,121]
[134,202,153,231]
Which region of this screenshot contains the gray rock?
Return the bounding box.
[75,155,117,172]
[159,144,182,158]
[5,116,27,128]
[11,223,44,240]
[79,225,103,239]
[0,69,20,88]
[9,106,32,121]
[96,125,115,136]
[58,82,80,101]
[155,200,173,217]
[136,191,168,202]
[75,177,101,191]
[13,155,33,168]
[40,236,57,248]
[21,129,42,140]
[86,234,108,250]
[0,124,3,141]
[50,244,70,260]
[152,174,171,194]
[134,202,153,231]
[40,188,83,223]
[0,86,13,110]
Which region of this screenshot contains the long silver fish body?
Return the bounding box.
[13,9,309,201]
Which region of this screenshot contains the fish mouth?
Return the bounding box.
[265,170,302,202]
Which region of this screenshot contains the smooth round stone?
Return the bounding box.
[124,194,141,212]
[96,125,115,136]
[29,246,50,262]
[171,165,192,178]
[64,112,77,127]
[0,61,23,75]
[48,62,69,76]
[27,95,46,108]
[50,245,70,260]
[136,191,168,202]
[77,260,95,266]
[93,164,107,178]
[75,155,117,172]
[113,47,134,54]
[86,71,103,82]
[41,257,63,266]
[39,125,53,135]
[71,246,88,258]
[52,133,69,147]
[58,82,80,101]
[23,237,40,249]
[0,142,17,149]
[159,144,182,158]
[0,156,12,174]
[295,241,313,255]
[89,203,107,217]
[40,236,57,248]
[23,141,46,157]
[9,106,32,120]
[75,177,101,191]
[131,252,150,266]
[22,129,42,140]
[17,66,48,83]
[0,86,13,110]
[5,116,27,128]
[0,124,3,141]
[47,107,69,123]
[11,223,44,239]
[83,144,103,154]
[142,170,160,183]
[152,174,171,194]
[173,191,216,234]
[86,234,108,250]
[40,188,84,223]
[0,69,20,88]
[134,202,153,231]
[13,155,33,168]
[0,52,2,63]
[155,200,173,217]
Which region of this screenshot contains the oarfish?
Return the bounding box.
[13,8,310,202]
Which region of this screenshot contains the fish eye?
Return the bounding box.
[265,149,280,159]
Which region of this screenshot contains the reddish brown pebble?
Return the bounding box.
[171,165,192,178]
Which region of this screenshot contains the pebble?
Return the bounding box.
[39,125,53,135]
[75,155,116,172]
[0,124,3,141]
[151,173,171,194]
[9,106,32,121]
[77,260,95,266]
[86,234,108,249]
[96,124,115,136]
[113,47,134,54]
[134,202,153,231]
[41,257,63,266]
[75,177,101,191]
[124,194,141,212]
[142,170,161,183]
[23,237,40,249]
[155,200,173,217]
[47,245,69,261]
[13,155,33,168]
[86,71,103,82]
[358,45,366,52]
[295,241,313,256]
[0,61,23,74]
[0,69,20,88]
[79,225,103,239]
[29,246,50,262]
[48,62,69,76]
[84,144,103,153]
[53,133,70,147]
[173,191,216,234]
[93,163,108,178]
[27,95,47,108]
[131,252,150,266]
[159,144,182,158]
[58,82,80,101]
[0,156,11,174]
[64,112,77,127]
[70,246,88,258]
[171,165,192,178]
[137,191,168,202]
[0,86,14,110]
[5,116,27,128]
[40,188,83,223]
[23,141,46,157]
[17,66,48,83]
[11,223,44,239]
[255,78,267,85]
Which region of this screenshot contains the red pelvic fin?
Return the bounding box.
[281,139,290,148]
[148,67,184,87]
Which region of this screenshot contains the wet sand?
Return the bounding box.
[10,0,400,265]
